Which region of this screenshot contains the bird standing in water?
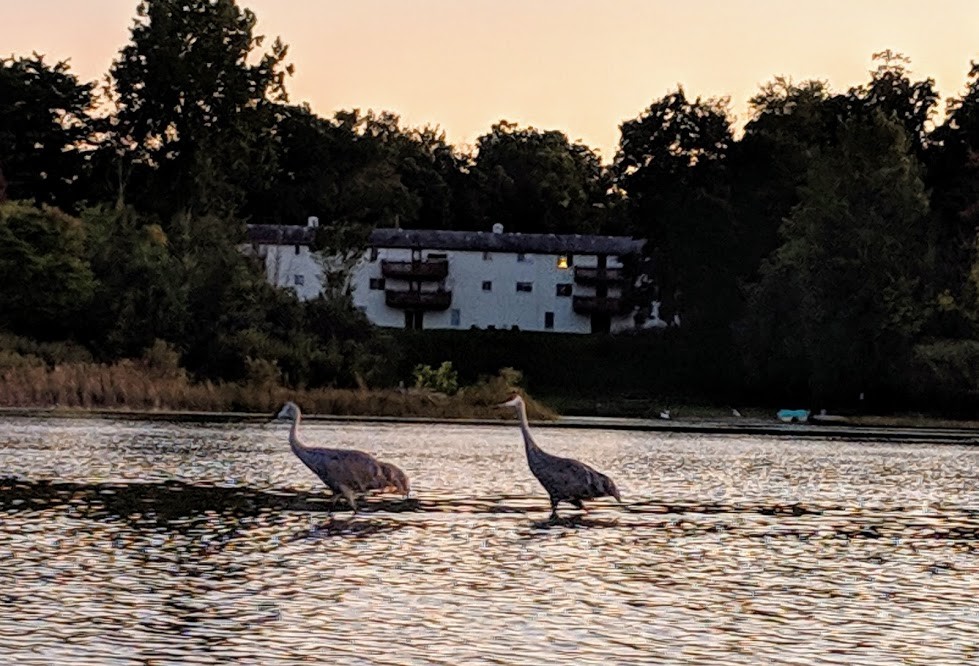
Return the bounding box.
[275,401,410,513]
[499,394,620,521]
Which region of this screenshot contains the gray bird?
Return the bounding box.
[276,401,410,513]
[499,394,621,521]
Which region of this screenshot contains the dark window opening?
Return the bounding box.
[544,312,555,329]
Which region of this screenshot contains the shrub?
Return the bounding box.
[413,361,459,395]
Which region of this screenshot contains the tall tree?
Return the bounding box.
[108,0,290,219]
[469,121,611,234]
[0,55,94,208]
[613,88,737,328]
[847,50,938,156]
[741,112,929,403]
[731,78,843,280]
[923,61,979,336]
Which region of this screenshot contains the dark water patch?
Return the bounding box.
[0,477,415,524]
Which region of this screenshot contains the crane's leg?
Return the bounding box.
[339,485,359,514]
[570,499,585,510]
[548,497,560,523]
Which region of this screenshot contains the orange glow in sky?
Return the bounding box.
[3,0,978,160]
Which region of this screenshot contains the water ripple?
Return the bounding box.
[2,417,979,664]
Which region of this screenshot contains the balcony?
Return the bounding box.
[573,295,625,315]
[381,259,449,281]
[385,289,452,311]
[573,266,627,285]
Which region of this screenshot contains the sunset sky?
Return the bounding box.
[3,0,978,160]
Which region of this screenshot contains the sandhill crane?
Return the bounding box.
[275,401,410,513]
[499,394,620,521]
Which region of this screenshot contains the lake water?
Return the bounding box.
[1,416,979,664]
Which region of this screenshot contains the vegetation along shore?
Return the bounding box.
[4,0,979,418]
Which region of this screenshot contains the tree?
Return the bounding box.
[613,88,738,328]
[108,0,290,219]
[0,55,94,208]
[81,206,188,357]
[741,112,929,403]
[846,50,938,156]
[469,121,611,234]
[923,61,979,336]
[731,78,845,282]
[0,202,95,339]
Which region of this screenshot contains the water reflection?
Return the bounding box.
[1,417,979,664]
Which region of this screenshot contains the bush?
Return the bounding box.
[413,361,459,395]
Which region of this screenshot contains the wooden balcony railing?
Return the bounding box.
[385,289,452,310]
[381,259,449,281]
[573,266,626,285]
[572,295,624,315]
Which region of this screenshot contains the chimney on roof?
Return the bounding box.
[307,216,319,228]
[492,223,504,234]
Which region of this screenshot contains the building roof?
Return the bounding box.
[245,224,317,245]
[369,228,645,256]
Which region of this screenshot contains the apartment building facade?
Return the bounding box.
[245,221,646,334]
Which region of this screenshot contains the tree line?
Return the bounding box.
[3,0,979,411]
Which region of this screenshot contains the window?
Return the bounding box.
[482,251,492,261]
[556,284,572,297]
[482,281,493,292]
[369,247,379,261]
[557,255,569,269]
[450,309,461,327]
[369,277,386,290]
[517,253,527,262]
[405,311,424,330]
[428,253,447,260]
[516,282,533,293]
[294,244,302,255]
[544,312,555,329]
[294,274,305,286]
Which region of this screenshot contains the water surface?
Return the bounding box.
[2,417,979,664]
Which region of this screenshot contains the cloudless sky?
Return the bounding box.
[3,1,979,160]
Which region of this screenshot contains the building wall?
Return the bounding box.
[350,247,632,334]
[250,242,324,301]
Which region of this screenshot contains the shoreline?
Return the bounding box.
[2,406,978,443]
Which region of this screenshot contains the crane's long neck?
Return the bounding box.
[288,410,306,454]
[516,402,543,460]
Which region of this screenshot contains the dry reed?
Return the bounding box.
[0,360,557,420]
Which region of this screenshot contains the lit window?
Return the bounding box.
[557,256,569,269]
[294,274,305,286]
[556,284,572,297]
[482,281,493,292]
[544,312,555,329]
[516,282,533,293]
[450,309,461,327]
[369,278,385,290]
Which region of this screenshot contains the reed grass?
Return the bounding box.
[0,359,557,420]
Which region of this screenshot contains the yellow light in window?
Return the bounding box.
[557,256,569,269]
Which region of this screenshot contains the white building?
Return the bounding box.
[242,218,324,301]
[244,222,646,334]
